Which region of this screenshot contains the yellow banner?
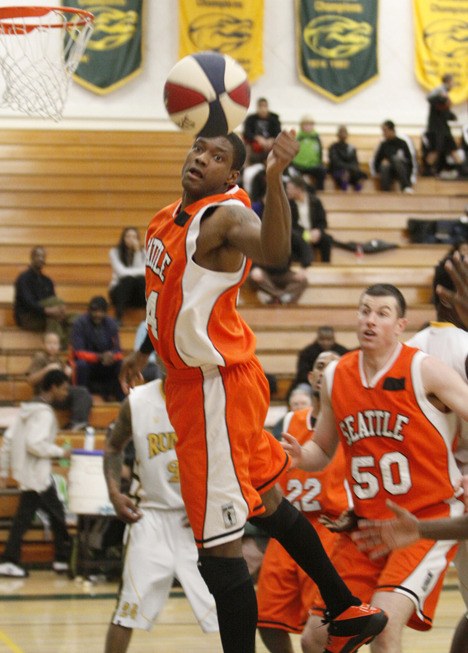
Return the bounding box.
[178,0,264,82]
[413,0,468,105]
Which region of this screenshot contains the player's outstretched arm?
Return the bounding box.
[436,251,468,328]
[260,130,299,267]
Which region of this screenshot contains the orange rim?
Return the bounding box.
[0,6,94,34]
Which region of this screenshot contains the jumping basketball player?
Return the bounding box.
[119,130,387,653]
[283,283,468,653]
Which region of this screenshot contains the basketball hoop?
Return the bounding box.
[0,6,95,121]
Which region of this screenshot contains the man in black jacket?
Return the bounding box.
[243,97,282,165]
[286,176,333,264]
[372,121,414,193]
[14,246,72,347]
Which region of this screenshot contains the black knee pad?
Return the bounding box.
[249,497,298,538]
[197,556,251,598]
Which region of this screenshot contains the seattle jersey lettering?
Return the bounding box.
[147,431,177,458]
[339,410,410,445]
[146,237,172,282]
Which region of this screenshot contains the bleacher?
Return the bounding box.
[0,128,466,562]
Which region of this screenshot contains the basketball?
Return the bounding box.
[163,51,250,137]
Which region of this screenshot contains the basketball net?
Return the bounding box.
[0,6,94,121]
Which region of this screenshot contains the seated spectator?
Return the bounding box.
[328,125,367,191]
[27,331,92,431]
[290,116,327,190]
[370,120,415,193]
[69,296,125,402]
[134,320,162,382]
[249,175,308,304]
[109,227,146,324]
[14,246,73,349]
[286,176,333,264]
[242,97,282,165]
[269,384,313,440]
[289,325,349,394]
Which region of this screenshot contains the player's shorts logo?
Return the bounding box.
[222,502,237,528]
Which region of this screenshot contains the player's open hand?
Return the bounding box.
[266,130,299,174]
[351,499,420,559]
[319,509,359,532]
[119,351,148,395]
[281,431,303,468]
[436,251,468,328]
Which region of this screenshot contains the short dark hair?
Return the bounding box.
[382,120,395,131]
[361,284,407,317]
[287,176,308,191]
[88,295,108,312]
[226,132,246,170]
[41,369,68,392]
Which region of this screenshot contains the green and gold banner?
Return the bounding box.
[178,0,264,82]
[296,0,378,102]
[68,0,144,95]
[413,0,468,105]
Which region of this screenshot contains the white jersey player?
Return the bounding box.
[103,379,218,653]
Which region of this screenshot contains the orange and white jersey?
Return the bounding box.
[281,408,349,521]
[326,343,462,520]
[145,186,256,369]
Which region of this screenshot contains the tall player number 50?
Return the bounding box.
[351,452,411,499]
[147,291,159,340]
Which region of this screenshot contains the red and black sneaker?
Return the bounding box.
[323,603,388,653]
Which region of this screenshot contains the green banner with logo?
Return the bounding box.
[296,0,378,102]
[69,0,144,94]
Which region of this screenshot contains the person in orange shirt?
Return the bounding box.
[283,283,468,653]
[120,131,387,653]
[257,350,349,653]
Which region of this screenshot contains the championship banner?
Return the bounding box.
[178,0,264,82]
[68,0,144,95]
[296,0,378,102]
[413,0,468,105]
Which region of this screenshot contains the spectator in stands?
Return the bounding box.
[134,321,162,382]
[242,97,282,165]
[27,331,92,431]
[0,369,72,578]
[69,296,125,402]
[13,246,73,349]
[328,126,367,191]
[371,120,414,193]
[290,116,327,190]
[248,172,308,305]
[289,325,349,394]
[424,73,462,177]
[109,227,146,324]
[286,176,333,264]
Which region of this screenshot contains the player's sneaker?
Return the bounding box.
[323,603,388,653]
[0,561,28,578]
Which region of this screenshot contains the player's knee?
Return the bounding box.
[250,497,298,538]
[197,555,251,598]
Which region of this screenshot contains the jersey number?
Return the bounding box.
[286,478,322,512]
[147,291,159,340]
[351,453,412,499]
